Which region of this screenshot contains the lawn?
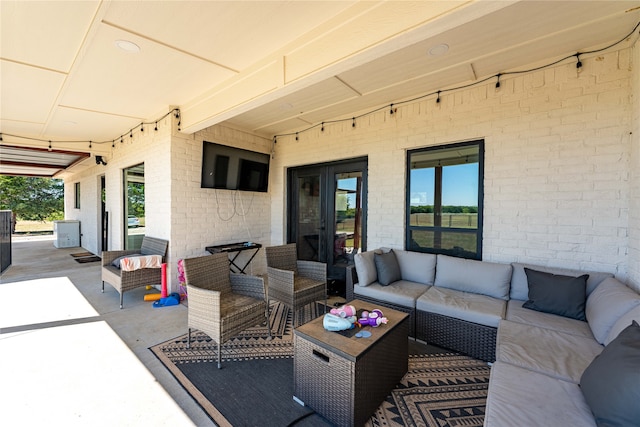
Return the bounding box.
[14,220,54,234]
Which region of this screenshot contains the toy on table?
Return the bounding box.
[323,313,357,331]
[358,309,388,327]
[330,304,356,318]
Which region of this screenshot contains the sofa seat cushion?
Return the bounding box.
[586,277,640,344]
[353,280,430,308]
[506,299,593,339]
[510,262,613,301]
[484,361,596,427]
[496,320,603,383]
[434,254,512,300]
[416,287,506,328]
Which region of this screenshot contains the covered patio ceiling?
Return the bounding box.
[1,1,639,176]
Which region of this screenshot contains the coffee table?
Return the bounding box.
[293,299,409,426]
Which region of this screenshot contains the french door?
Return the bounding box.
[287,158,367,280]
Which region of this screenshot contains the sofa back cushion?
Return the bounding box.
[374,250,402,286]
[354,250,378,286]
[393,250,437,285]
[605,304,640,346]
[522,268,588,321]
[434,254,512,300]
[510,263,613,301]
[586,278,640,344]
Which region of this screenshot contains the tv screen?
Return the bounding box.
[201,141,269,192]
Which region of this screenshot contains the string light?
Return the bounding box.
[48,141,52,151]
[271,20,640,142]
[0,108,180,148]
[576,53,583,73]
[295,132,299,141]
[390,104,395,115]
[321,122,325,132]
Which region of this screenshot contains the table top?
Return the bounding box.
[205,242,262,253]
[294,299,409,361]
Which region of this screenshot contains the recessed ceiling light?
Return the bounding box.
[428,43,449,56]
[115,40,141,53]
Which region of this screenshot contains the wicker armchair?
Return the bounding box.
[265,243,327,327]
[182,252,271,369]
[101,236,168,309]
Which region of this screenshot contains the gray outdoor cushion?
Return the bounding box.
[374,250,402,286]
[393,250,437,285]
[485,362,596,427]
[523,268,588,321]
[586,277,640,344]
[506,299,593,338]
[353,280,430,308]
[354,250,377,286]
[434,254,512,300]
[605,305,640,345]
[416,286,506,327]
[580,321,640,427]
[496,320,603,384]
[510,262,613,300]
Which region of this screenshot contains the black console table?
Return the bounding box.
[205,242,262,274]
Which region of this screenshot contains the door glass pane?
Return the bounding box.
[124,163,145,250]
[334,172,363,268]
[297,175,321,261]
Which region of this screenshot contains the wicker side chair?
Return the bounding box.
[101,236,168,309]
[182,252,271,369]
[265,243,327,327]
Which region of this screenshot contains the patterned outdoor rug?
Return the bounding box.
[151,302,491,426]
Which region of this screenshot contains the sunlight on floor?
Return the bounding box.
[0,277,98,329]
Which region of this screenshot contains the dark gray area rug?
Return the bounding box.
[150,302,491,426]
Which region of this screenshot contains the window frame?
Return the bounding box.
[74,182,81,209]
[405,139,484,260]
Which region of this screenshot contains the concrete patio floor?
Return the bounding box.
[0,236,216,426]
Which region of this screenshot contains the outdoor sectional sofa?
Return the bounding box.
[346,248,640,426]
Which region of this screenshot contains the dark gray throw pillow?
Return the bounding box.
[374,250,401,286]
[580,320,640,427]
[523,268,588,320]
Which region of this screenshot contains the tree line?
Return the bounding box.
[410,205,478,214]
[0,176,64,232]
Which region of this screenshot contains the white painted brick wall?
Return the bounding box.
[170,125,273,281]
[272,47,635,282]
[628,42,640,292]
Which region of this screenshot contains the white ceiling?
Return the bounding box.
[1,1,639,174]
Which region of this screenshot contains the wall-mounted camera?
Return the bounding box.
[95,155,107,166]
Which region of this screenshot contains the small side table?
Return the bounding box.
[205,242,262,274]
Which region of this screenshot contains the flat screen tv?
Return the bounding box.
[201,141,270,192]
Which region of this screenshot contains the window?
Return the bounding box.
[406,140,484,260]
[74,182,81,209]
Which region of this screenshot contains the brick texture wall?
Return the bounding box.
[271,47,636,284]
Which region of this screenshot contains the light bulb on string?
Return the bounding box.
[154,122,158,131]
[576,53,583,73]
[321,122,325,132]
[495,74,501,91]
[140,123,144,132]
[352,117,356,128]
[436,91,441,104]
[390,104,394,115]
[48,141,52,151]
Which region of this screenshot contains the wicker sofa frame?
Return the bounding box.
[101,236,168,308]
[415,310,497,362]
